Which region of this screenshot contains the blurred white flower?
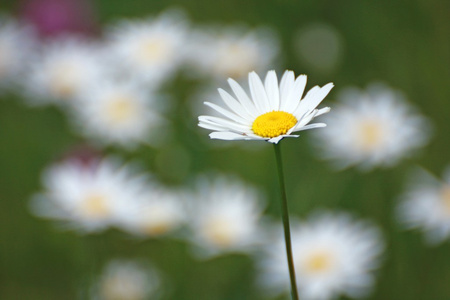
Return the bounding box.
[106,10,188,85]
[187,26,279,80]
[397,167,450,244]
[312,83,431,170]
[186,175,266,258]
[23,37,107,105]
[93,259,162,300]
[30,156,147,233]
[71,80,165,149]
[0,16,37,93]
[118,187,185,238]
[294,23,344,73]
[257,212,384,300]
[198,70,333,144]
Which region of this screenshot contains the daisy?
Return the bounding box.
[71,80,165,149]
[118,187,185,238]
[312,83,430,170]
[92,259,162,300]
[30,156,147,233]
[397,167,450,244]
[0,16,37,93]
[198,70,334,144]
[23,37,107,105]
[185,175,266,258]
[105,10,188,85]
[188,26,279,80]
[257,212,384,300]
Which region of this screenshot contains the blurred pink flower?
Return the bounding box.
[20,0,98,38]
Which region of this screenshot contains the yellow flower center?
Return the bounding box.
[304,251,333,273]
[105,97,136,123]
[440,185,450,214]
[204,217,236,247]
[252,111,297,138]
[357,120,384,151]
[80,194,110,219]
[137,38,169,63]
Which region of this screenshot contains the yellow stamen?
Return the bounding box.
[440,185,450,214]
[304,251,333,273]
[138,38,168,62]
[357,120,383,150]
[204,218,236,247]
[80,194,110,219]
[106,97,136,123]
[252,111,297,138]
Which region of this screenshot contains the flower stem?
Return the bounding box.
[273,143,299,300]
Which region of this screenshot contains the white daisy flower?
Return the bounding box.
[106,10,188,85]
[313,83,430,170]
[30,156,147,233]
[23,37,107,105]
[188,26,279,80]
[397,167,450,244]
[186,175,266,258]
[198,70,333,144]
[0,16,37,93]
[118,188,185,238]
[257,212,384,300]
[93,259,162,300]
[71,80,165,149]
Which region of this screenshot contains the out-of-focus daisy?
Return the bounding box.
[30,156,147,233]
[187,26,279,80]
[313,83,430,170]
[0,16,36,92]
[186,175,265,258]
[93,259,162,300]
[294,23,344,73]
[23,37,106,105]
[397,167,450,244]
[71,80,165,149]
[118,188,185,238]
[106,10,188,85]
[198,70,333,144]
[257,212,384,300]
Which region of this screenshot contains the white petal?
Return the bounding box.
[284,74,307,113]
[316,107,331,117]
[227,78,259,116]
[249,71,270,113]
[204,101,249,124]
[268,134,299,144]
[295,83,334,118]
[292,122,327,132]
[217,88,253,120]
[198,116,250,133]
[264,70,280,110]
[279,70,295,111]
[210,131,257,141]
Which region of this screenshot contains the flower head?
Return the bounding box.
[93,259,162,300]
[185,175,266,258]
[198,70,333,144]
[397,167,450,244]
[257,212,384,300]
[30,156,147,233]
[187,26,279,80]
[71,80,165,149]
[312,83,430,170]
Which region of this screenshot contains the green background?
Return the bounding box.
[1,0,450,299]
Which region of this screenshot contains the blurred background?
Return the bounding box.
[1,0,449,299]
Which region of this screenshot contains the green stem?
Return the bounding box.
[273,143,299,300]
